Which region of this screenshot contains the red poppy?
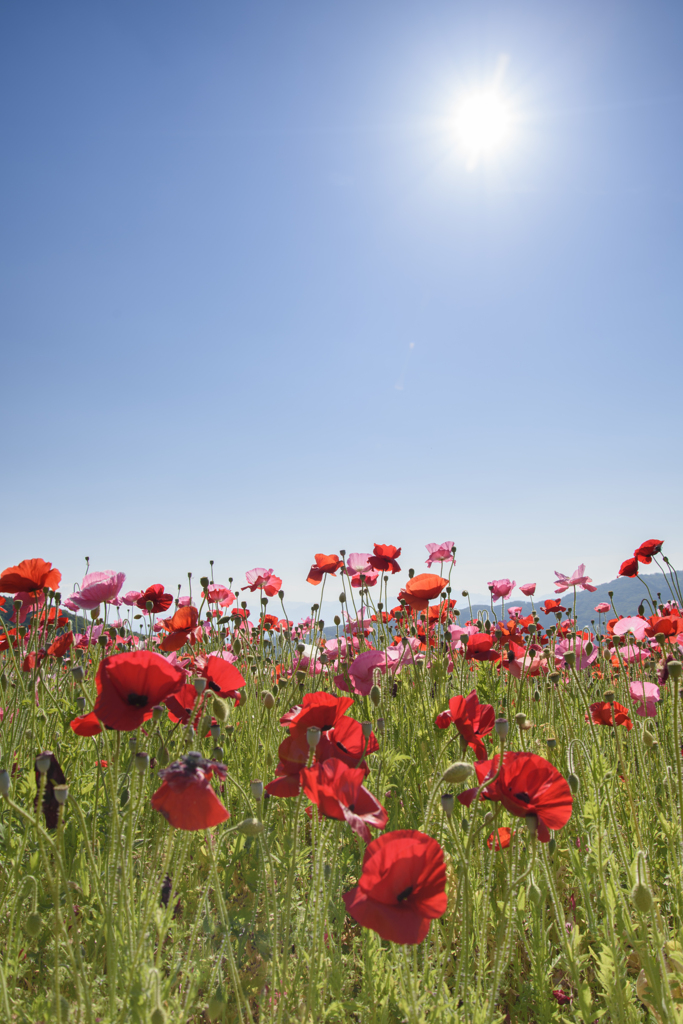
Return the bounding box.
[401,574,448,612]
[458,752,573,843]
[368,544,401,574]
[259,613,280,630]
[151,752,229,830]
[163,682,200,724]
[427,599,456,623]
[435,690,495,760]
[280,692,354,735]
[487,827,513,850]
[266,715,378,797]
[34,752,66,830]
[0,558,61,594]
[0,628,19,653]
[48,632,73,658]
[645,615,683,639]
[38,607,69,627]
[618,557,639,578]
[70,712,102,737]
[552,990,572,1006]
[588,701,633,730]
[634,538,663,564]
[204,655,246,698]
[464,633,501,663]
[135,585,173,614]
[343,830,447,944]
[306,554,343,585]
[22,651,46,672]
[93,650,185,731]
[301,758,387,842]
[158,605,200,651]
[541,599,566,616]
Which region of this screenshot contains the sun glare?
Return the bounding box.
[455,91,512,164]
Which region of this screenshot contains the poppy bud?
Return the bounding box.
[548,837,557,855]
[128,736,138,754]
[135,752,150,773]
[514,712,526,727]
[442,762,473,784]
[323,862,332,882]
[53,784,69,806]
[334,615,341,626]
[603,690,616,703]
[525,813,538,838]
[200,577,209,589]
[232,639,241,656]
[495,718,509,739]
[361,721,372,739]
[585,641,594,656]
[376,717,385,735]
[237,818,264,836]
[528,880,543,907]
[563,651,575,669]
[261,691,275,710]
[669,661,682,681]
[567,773,580,794]
[97,635,107,648]
[71,665,84,684]
[158,747,169,767]
[461,818,469,833]
[0,769,10,797]
[642,729,655,749]
[631,883,653,914]
[146,601,154,613]
[152,705,166,722]
[548,671,560,683]
[370,685,381,707]
[207,991,226,1022]
[533,689,541,702]
[440,793,455,817]
[250,780,264,802]
[527,624,537,635]
[36,753,52,774]
[307,727,321,749]
[25,911,43,937]
[655,632,666,646]
[483,811,494,825]
[212,745,224,759]
[150,1008,167,1024]
[212,696,229,723]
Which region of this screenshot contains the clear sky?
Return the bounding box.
[2,0,682,609]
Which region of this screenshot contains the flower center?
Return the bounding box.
[127,692,148,708]
[514,791,532,804]
[397,886,414,903]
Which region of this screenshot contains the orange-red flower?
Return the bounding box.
[487,827,513,850]
[151,752,229,830]
[301,758,387,842]
[306,554,343,585]
[0,558,61,594]
[541,599,565,616]
[464,633,501,663]
[618,557,639,578]
[435,690,495,759]
[368,544,401,574]
[401,573,448,612]
[48,631,73,658]
[159,605,200,652]
[588,701,633,730]
[634,538,663,564]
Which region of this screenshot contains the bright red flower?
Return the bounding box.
[552,990,572,1006]
[266,715,378,797]
[541,599,565,616]
[93,650,185,731]
[464,633,501,663]
[70,712,102,737]
[435,690,495,760]
[204,655,246,698]
[634,538,663,564]
[280,692,354,735]
[645,615,683,639]
[368,544,401,574]
[458,752,573,843]
[401,574,448,612]
[301,758,387,842]
[163,682,200,724]
[618,557,639,578]
[588,701,633,730]
[22,652,45,672]
[151,752,229,830]
[487,827,513,850]
[343,830,447,944]
[48,631,73,658]
[135,584,173,614]
[0,558,61,594]
[306,554,343,585]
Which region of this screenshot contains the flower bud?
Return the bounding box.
[0,770,10,797]
[370,684,381,707]
[548,671,560,683]
[53,784,69,805]
[442,762,473,784]
[494,718,509,739]
[361,721,372,739]
[212,696,229,723]
[194,676,207,696]
[261,690,275,710]
[533,689,541,702]
[563,651,575,669]
[440,793,455,817]
[483,811,494,825]
[152,705,166,722]
[25,911,43,936]
[158,747,169,767]
[71,665,84,684]
[585,641,594,656]
[376,717,385,735]
[75,695,86,712]
[515,712,526,727]
[13,599,22,611]
[150,1008,167,1024]
[207,991,226,1022]
[210,723,221,740]
[567,773,580,794]
[642,729,655,749]
[548,837,557,855]
[36,753,52,774]
[669,661,682,681]
[211,745,224,760]
[528,879,543,907]
[631,882,653,914]
[250,780,264,802]
[323,863,332,882]
[307,727,321,750]
[525,813,538,838]
[237,817,264,836]
[135,752,150,773]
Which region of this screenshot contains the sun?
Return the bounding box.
[455,91,512,163]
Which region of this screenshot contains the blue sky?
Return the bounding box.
[1,0,682,610]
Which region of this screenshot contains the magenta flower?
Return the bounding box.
[488,579,516,601]
[629,679,660,717]
[519,583,536,597]
[507,606,523,618]
[594,602,611,614]
[554,637,598,671]
[63,571,126,612]
[425,542,455,568]
[245,568,282,597]
[14,590,45,623]
[553,564,597,594]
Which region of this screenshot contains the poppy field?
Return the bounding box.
[1,540,683,1023]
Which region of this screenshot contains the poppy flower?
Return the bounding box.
[159,605,200,652]
[458,752,573,843]
[22,652,46,672]
[368,544,401,574]
[435,690,495,760]
[204,655,246,699]
[519,583,536,597]
[541,599,565,616]
[206,584,235,607]
[401,574,448,612]
[306,554,343,585]
[553,565,596,594]
[300,758,387,842]
[645,615,683,639]
[34,752,67,830]
[70,712,102,737]
[280,691,354,735]
[629,680,661,717]
[266,715,377,797]
[48,631,73,658]
[488,579,516,601]
[135,585,173,614]
[487,827,513,850]
[93,650,185,731]
[594,602,611,614]
[588,701,633,730]
[464,633,501,663]
[618,557,639,578]
[425,542,455,568]
[245,568,282,596]
[63,571,126,612]
[0,558,61,594]
[552,990,572,1006]
[343,830,447,944]
[634,539,663,564]
[151,752,229,830]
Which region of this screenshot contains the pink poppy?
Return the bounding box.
[553,564,597,594]
[121,590,143,606]
[63,571,127,612]
[594,602,611,614]
[245,568,282,597]
[612,616,649,642]
[487,579,516,601]
[554,637,598,671]
[425,542,455,568]
[507,606,522,618]
[206,584,235,607]
[613,644,650,665]
[519,583,536,597]
[629,679,661,718]
[344,553,380,588]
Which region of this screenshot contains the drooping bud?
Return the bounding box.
[585,641,594,656]
[567,773,580,794]
[528,879,543,907]
[150,1007,167,1024]
[25,912,43,936]
[237,818,264,836]
[207,990,226,1022]
[212,696,229,723]
[442,762,473,785]
[632,882,653,913]
[370,684,381,707]
[548,836,557,855]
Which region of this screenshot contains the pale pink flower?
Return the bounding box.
[425,541,455,568]
[63,571,126,612]
[121,590,143,606]
[612,616,649,642]
[555,636,598,671]
[553,564,597,594]
[206,584,235,608]
[178,596,193,607]
[615,644,650,665]
[344,608,375,635]
[629,679,661,717]
[344,554,380,588]
[507,606,523,618]
[519,583,536,597]
[594,602,611,614]
[245,568,282,596]
[13,591,46,623]
[488,579,516,601]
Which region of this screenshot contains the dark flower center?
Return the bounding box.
[514,791,532,804]
[127,692,148,708]
[397,886,414,903]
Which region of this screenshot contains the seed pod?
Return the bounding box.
[250,780,264,801]
[135,752,150,774]
[442,762,473,785]
[71,665,84,684]
[150,1008,167,1024]
[307,727,321,749]
[494,718,509,739]
[237,817,264,836]
[669,661,682,681]
[0,769,10,797]
[548,837,557,855]
[152,705,166,722]
[514,712,526,726]
[53,784,69,805]
[440,793,455,817]
[75,695,86,712]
